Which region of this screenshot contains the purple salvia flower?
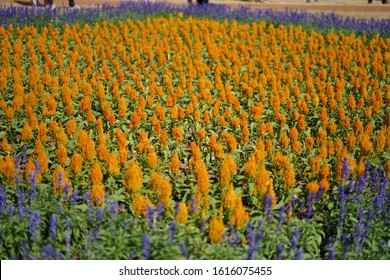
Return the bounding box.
[179,242,187,257]
[65,218,71,254]
[168,221,177,244]
[341,157,349,181]
[291,227,300,251]
[276,243,283,260]
[21,240,29,260]
[70,189,80,204]
[246,221,259,260]
[142,233,150,260]
[190,195,197,214]
[294,248,303,260]
[29,211,40,239]
[145,205,155,228]
[49,214,58,239]
[0,187,5,214]
[200,217,206,231]
[8,205,14,218]
[156,202,164,221]
[264,194,274,220]
[121,220,129,229]
[96,207,104,222]
[256,220,264,243]
[41,244,55,260]
[306,192,316,221]
[110,200,119,215]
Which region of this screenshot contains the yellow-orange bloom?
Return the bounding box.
[222,184,238,211]
[208,213,225,244]
[21,121,33,140]
[229,196,249,230]
[91,183,105,205]
[124,159,143,192]
[70,153,83,175]
[254,164,271,196]
[170,153,180,176]
[146,148,158,169]
[90,161,103,185]
[106,152,120,175]
[175,202,188,224]
[56,144,68,165]
[0,155,15,180]
[133,194,152,216]
[306,181,320,193]
[158,178,172,206]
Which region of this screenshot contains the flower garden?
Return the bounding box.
[0,1,389,260]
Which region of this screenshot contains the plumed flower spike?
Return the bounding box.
[124,159,143,192]
[208,213,225,244]
[91,184,105,206]
[175,202,188,224]
[229,196,249,230]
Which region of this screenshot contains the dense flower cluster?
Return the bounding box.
[0,5,389,260]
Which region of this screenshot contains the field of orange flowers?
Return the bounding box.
[0,8,390,259]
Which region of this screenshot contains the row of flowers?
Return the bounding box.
[0,1,390,37]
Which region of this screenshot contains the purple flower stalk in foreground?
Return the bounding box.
[291,227,300,251]
[41,244,55,260]
[0,187,5,214]
[142,233,150,260]
[65,218,72,254]
[276,243,283,260]
[168,221,177,244]
[49,214,58,239]
[179,242,187,257]
[29,211,40,239]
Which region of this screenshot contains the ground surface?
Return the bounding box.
[1,0,390,20]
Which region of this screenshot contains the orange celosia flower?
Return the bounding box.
[158,178,172,206]
[118,147,128,166]
[106,152,120,175]
[175,202,188,224]
[213,143,224,160]
[56,144,68,165]
[124,159,143,192]
[284,168,295,189]
[193,160,210,195]
[264,180,276,209]
[21,121,33,140]
[90,161,103,185]
[170,153,180,176]
[222,184,238,211]
[91,183,105,206]
[1,137,12,154]
[172,126,184,143]
[133,194,152,217]
[306,181,320,193]
[254,164,271,196]
[229,196,249,230]
[66,118,77,135]
[70,153,83,175]
[146,147,158,169]
[208,213,225,244]
[0,155,15,180]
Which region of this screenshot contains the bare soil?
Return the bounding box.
[1,0,390,20]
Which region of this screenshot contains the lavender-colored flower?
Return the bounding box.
[291,227,300,251]
[121,220,129,229]
[29,211,40,239]
[179,242,188,256]
[190,195,197,214]
[110,200,119,215]
[306,192,316,221]
[0,187,5,214]
[49,214,58,239]
[341,157,349,181]
[246,221,259,260]
[142,233,150,260]
[145,205,155,228]
[276,243,283,260]
[65,218,72,254]
[96,207,104,222]
[294,248,303,260]
[21,240,29,260]
[227,226,241,246]
[278,205,286,225]
[264,194,274,220]
[156,202,164,221]
[256,220,264,243]
[200,217,206,231]
[41,244,55,259]
[168,221,177,244]
[70,189,80,204]
[8,205,14,218]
